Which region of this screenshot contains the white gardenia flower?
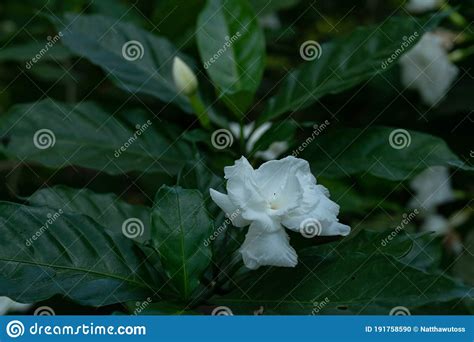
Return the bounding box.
[400,33,459,106]
[228,122,289,161]
[210,156,350,269]
[172,56,198,96]
[406,0,441,13]
[409,166,455,213]
[0,297,31,315]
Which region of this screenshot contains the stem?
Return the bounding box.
[449,46,474,62]
[239,120,245,155]
[189,94,211,129]
[442,3,468,28]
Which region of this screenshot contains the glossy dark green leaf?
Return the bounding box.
[0,202,161,306]
[0,42,73,62]
[151,186,213,300]
[213,230,471,314]
[197,0,265,116]
[0,100,192,175]
[27,185,151,243]
[260,15,441,122]
[52,14,192,112]
[302,126,473,180]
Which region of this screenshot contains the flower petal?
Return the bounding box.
[240,222,297,270]
[209,189,250,227]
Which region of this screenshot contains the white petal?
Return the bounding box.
[255,141,289,161]
[420,214,449,235]
[209,189,250,227]
[400,33,459,106]
[409,166,455,212]
[240,223,297,269]
[224,156,266,211]
[246,122,272,152]
[406,0,440,13]
[172,57,198,96]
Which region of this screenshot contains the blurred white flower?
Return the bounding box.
[228,122,289,160]
[172,56,198,96]
[0,297,31,315]
[210,156,350,269]
[420,213,450,235]
[409,166,455,213]
[400,33,459,106]
[405,0,441,13]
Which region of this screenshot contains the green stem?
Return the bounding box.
[189,94,211,129]
[443,3,468,27]
[449,45,474,62]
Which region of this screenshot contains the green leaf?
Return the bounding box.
[52,14,192,112]
[0,202,161,306]
[0,100,192,175]
[301,126,473,181]
[213,230,471,314]
[249,0,300,14]
[259,15,441,123]
[197,0,265,116]
[27,185,151,243]
[151,186,213,300]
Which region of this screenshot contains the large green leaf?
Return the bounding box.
[52,14,192,112]
[0,42,73,62]
[151,186,213,300]
[259,15,441,122]
[197,0,265,116]
[0,202,161,306]
[27,186,151,243]
[301,126,472,181]
[0,100,192,175]
[213,231,471,314]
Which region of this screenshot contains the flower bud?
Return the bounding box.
[172,56,198,96]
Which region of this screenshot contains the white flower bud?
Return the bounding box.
[172,56,198,96]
